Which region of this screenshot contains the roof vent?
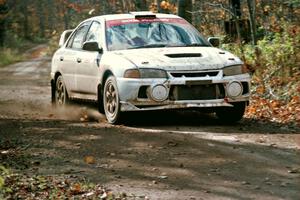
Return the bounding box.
[130,11,156,19]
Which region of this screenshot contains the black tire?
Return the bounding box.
[55,76,69,106]
[216,102,246,123]
[51,80,55,104]
[97,86,105,114]
[103,76,121,124]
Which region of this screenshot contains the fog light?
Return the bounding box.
[150,84,168,101]
[227,81,243,98]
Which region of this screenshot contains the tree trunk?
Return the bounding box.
[247,0,257,45]
[177,0,193,23]
[156,0,162,13]
[230,0,241,17]
[36,0,45,38]
[63,2,71,30]
[234,16,242,43]
[0,19,5,47]
[135,0,147,11]
[119,0,126,12]
[0,2,9,46]
[19,1,30,40]
[47,0,55,32]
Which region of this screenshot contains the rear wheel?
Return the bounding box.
[103,76,121,124]
[55,76,69,106]
[216,102,246,123]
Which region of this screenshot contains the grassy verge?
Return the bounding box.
[0,37,48,68]
[0,48,24,67]
[0,169,122,200]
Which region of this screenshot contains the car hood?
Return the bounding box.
[114,47,243,71]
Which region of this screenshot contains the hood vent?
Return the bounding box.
[165,53,202,58]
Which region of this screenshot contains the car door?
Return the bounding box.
[75,21,103,97]
[61,21,91,94]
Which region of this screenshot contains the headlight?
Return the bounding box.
[124,69,140,78]
[223,65,248,76]
[124,68,167,78]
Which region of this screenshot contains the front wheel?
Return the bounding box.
[55,76,69,106]
[103,76,121,124]
[215,102,246,123]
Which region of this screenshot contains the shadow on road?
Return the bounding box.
[0,118,299,199]
[70,100,300,135]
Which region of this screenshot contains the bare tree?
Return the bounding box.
[247,0,257,45]
[0,1,9,46]
[36,0,45,38]
[19,1,30,39]
[177,0,193,23]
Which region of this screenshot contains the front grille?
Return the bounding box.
[170,71,219,78]
[169,84,225,100]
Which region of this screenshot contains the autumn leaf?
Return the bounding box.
[70,183,83,195]
[84,156,96,164]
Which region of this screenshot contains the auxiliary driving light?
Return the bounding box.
[227,81,243,98]
[149,84,168,102]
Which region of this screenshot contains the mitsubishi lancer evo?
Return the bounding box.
[51,12,251,124]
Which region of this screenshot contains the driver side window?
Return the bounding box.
[66,22,90,49]
[85,21,101,43]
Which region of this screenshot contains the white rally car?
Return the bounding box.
[51,12,251,124]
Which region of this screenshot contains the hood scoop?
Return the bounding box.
[165,53,202,58]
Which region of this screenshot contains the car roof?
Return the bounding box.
[84,12,182,23]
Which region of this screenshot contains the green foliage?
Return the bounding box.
[0,166,10,198]
[0,48,23,67]
[222,22,300,102]
[0,167,5,189]
[286,0,300,7]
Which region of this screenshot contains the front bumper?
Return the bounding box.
[116,71,251,111]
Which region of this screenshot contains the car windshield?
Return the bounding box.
[105,18,210,51]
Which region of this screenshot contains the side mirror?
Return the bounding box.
[208,37,220,47]
[59,29,73,47]
[82,41,103,53]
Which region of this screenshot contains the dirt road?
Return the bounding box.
[0,46,299,199]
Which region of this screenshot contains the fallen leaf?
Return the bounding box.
[71,183,82,195]
[84,156,96,164]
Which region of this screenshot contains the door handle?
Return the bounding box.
[77,58,82,63]
[60,56,64,61]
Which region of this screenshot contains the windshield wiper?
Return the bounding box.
[129,44,167,49]
[128,43,209,49]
